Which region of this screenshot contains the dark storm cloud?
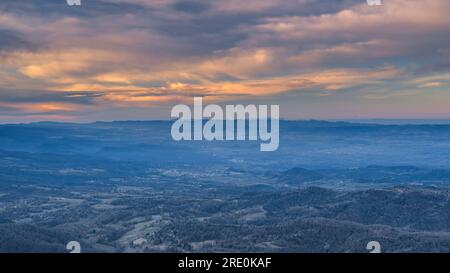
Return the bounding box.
[172,1,210,14]
[0,29,34,53]
[0,90,104,105]
[0,0,143,16]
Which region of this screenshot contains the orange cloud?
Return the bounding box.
[1,0,449,121]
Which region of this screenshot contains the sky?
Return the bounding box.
[0,0,449,123]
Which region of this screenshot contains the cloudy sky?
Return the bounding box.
[0,0,449,122]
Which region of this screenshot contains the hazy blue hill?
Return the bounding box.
[1,120,450,169]
[270,165,450,186]
[277,168,324,184]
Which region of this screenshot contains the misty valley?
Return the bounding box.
[1,120,450,253]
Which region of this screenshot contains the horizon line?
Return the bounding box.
[3,118,450,126]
